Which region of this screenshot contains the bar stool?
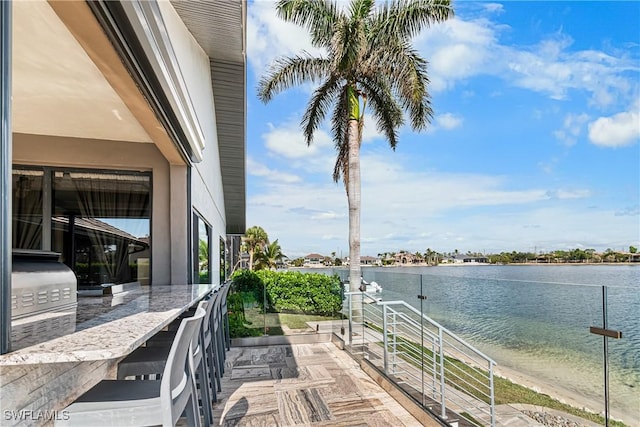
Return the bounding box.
[158,289,223,398]
[220,282,231,352]
[55,305,206,427]
[117,300,214,427]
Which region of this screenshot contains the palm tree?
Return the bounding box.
[258,0,453,292]
[255,239,286,270]
[242,226,269,271]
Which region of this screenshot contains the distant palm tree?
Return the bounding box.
[243,226,269,271]
[258,0,453,292]
[255,239,286,270]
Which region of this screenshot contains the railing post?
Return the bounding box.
[439,326,446,419]
[392,312,397,374]
[489,361,496,427]
[348,293,353,346]
[382,304,388,374]
[432,338,437,398]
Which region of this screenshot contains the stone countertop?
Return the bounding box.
[0,284,215,365]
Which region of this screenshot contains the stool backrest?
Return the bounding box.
[161,304,206,426]
[220,282,231,311]
[202,291,217,339]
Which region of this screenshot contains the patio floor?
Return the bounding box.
[211,341,423,426]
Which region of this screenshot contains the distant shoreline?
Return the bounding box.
[293,262,638,269]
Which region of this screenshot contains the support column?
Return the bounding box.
[170,164,189,284]
[1,0,12,355]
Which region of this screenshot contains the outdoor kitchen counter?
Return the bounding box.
[0,283,216,365]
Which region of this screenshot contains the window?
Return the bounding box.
[193,213,211,284]
[11,166,151,288]
[220,236,226,283]
[12,168,44,250]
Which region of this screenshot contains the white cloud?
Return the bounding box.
[413,11,637,108]
[247,158,301,183]
[361,120,384,143]
[482,3,504,14]
[553,113,589,146]
[311,211,345,220]
[262,121,333,159]
[247,1,325,77]
[416,17,498,91]
[545,189,592,200]
[247,150,612,257]
[588,111,640,147]
[435,113,463,130]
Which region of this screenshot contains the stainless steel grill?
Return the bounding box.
[11,250,77,320]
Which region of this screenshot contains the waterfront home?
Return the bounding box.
[1,0,245,420]
[441,255,489,264]
[303,253,325,266]
[394,251,416,264]
[361,255,381,266]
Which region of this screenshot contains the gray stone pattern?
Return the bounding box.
[212,342,422,426]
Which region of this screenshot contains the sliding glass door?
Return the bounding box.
[12,166,151,288]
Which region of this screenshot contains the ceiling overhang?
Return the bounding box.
[171,0,247,235]
[12,0,246,235]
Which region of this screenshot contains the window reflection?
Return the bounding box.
[12,169,44,250]
[220,237,226,284]
[196,216,210,284]
[50,170,151,288]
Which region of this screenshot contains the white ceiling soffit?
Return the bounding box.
[169,0,245,63]
[11,0,152,143]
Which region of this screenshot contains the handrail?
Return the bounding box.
[344,291,496,426]
[347,292,496,365]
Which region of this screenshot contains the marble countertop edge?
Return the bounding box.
[1,284,216,366]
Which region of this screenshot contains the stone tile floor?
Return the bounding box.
[211,342,423,426]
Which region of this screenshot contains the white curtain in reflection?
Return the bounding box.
[71,172,149,284]
[12,170,43,250]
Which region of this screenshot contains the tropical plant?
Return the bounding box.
[255,239,286,270]
[258,0,453,292]
[242,226,269,271]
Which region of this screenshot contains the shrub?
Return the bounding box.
[229,269,342,315]
[257,270,342,315]
[227,292,261,337]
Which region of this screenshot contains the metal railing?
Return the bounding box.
[345,292,496,426]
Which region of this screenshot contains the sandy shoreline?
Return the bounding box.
[493,363,638,426]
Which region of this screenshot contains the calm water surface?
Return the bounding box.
[311,265,640,421]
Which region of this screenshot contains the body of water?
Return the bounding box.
[306,264,640,423]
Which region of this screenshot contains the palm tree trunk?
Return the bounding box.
[347,117,361,294]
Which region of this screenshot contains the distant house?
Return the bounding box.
[454,255,489,264]
[394,252,415,264]
[360,256,380,266]
[303,253,324,266]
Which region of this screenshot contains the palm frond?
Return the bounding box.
[302,76,342,145]
[258,54,331,103]
[359,75,403,149]
[331,15,364,75]
[372,0,453,42]
[372,41,433,130]
[349,0,375,21]
[331,86,350,185]
[276,0,339,47]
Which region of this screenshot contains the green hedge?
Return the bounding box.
[230,269,342,315]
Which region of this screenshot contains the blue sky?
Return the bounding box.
[245,1,640,259]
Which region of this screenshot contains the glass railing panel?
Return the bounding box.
[229,268,347,338]
[363,264,638,426]
[596,281,638,426]
[324,264,637,426]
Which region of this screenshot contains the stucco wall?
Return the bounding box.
[158,1,227,283]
